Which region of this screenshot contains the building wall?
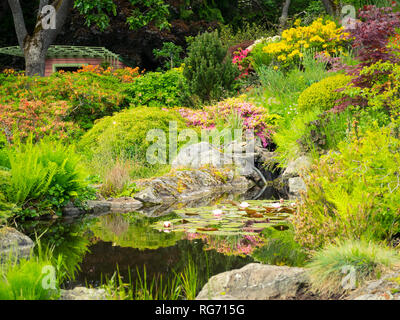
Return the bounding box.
[44,57,125,76]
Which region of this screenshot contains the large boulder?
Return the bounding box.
[196,263,309,300]
[172,142,231,169]
[0,227,34,261]
[134,167,252,210]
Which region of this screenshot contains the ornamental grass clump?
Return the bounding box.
[306,240,400,296]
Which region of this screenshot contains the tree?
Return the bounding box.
[7,0,170,76]
[278,0,291,32]
[320,0,340,16]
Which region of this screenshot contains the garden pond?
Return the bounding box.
[16,187,296,296]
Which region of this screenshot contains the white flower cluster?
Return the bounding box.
[247,35,281,52]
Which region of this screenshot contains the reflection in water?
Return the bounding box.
[19,210,254,295]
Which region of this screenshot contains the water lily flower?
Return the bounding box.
[271,203,281,208]
[239,202,250,208]
[213,209,223,216]
[163,221,171,228]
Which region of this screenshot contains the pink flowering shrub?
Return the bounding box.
[232,48,252,79]
[177,98,274,147]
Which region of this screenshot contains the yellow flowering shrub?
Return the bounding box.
[297,74,351,112]
[262,18,350,69]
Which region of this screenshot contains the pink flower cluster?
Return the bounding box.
[232,48,251,78]
[177,99,274,147]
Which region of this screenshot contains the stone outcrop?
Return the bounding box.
[0,227,34,261]
[196,263,310,300]
[134,167,253,209]
[62,198,143,217]
[280,156,312,200]
[345,271,400,300]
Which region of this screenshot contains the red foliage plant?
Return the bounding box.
[0,99,79,143]
[333,4,400,112]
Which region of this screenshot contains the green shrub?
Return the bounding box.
[4,138,88,217]
[79,107,188,164]
[183,31,239,103]
[292,127,400,250]
[273,108,322,165]
[306,240,400,296]
[252,226,309,267]
[297,74,351,113]
[125,68,189,108]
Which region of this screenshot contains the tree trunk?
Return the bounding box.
[321,0,339,17]
[8,0,73,76]
[24,37,47,76]
[279,0,291,32]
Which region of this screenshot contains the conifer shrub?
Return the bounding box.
[183,31,239,103]
[297,74,351,113]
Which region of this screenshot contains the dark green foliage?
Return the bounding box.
[153,42,184,70]
[183,31,239,103]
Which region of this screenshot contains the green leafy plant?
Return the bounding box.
[293,127,400,250]
[0,246,62,300]
[4,138,88,218]
[124,68,189,108]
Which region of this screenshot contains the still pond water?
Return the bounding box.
[17,186,286,295]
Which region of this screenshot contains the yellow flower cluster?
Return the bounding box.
[262,18,350,68]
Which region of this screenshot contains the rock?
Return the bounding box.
[196,263,309,300]
[60,287,107,300]
[0,227,34,261]
[345,271,400,300]
[108,197,143,213]
[62,201,84,217]
[282,156,312,180]
[288,177,307,199]
[134,167,253,211]
[172,142,224,169]
[86,200,112,215]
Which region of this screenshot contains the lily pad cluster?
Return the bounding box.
[151,200,296,237]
